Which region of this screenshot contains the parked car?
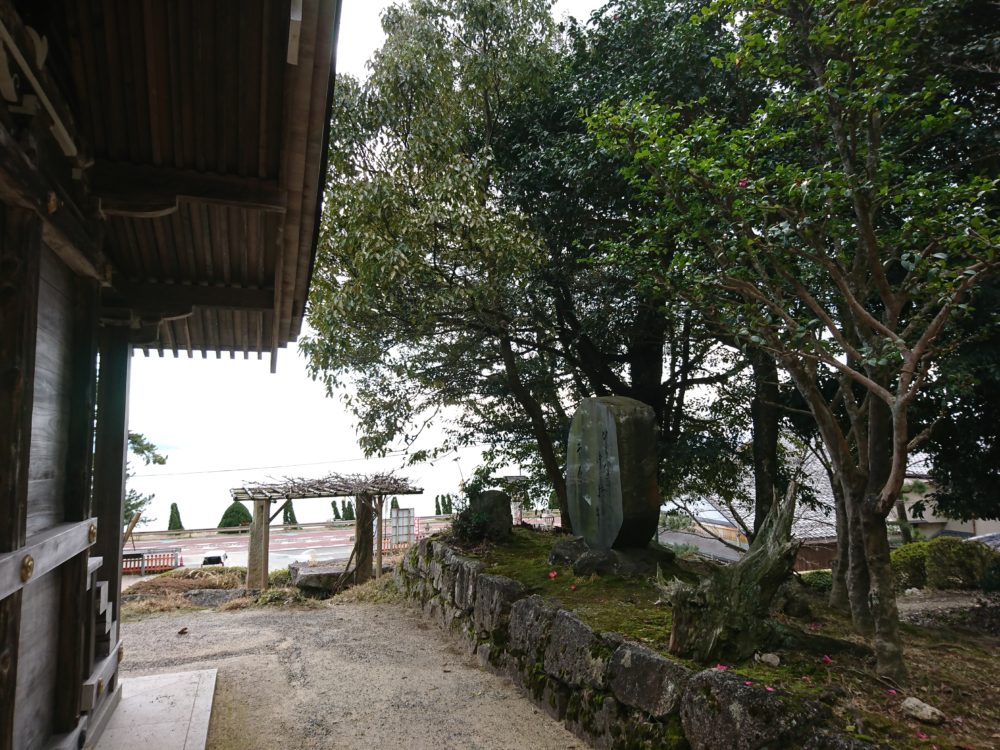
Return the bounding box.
[201,550,228,566]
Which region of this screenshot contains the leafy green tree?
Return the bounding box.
[344,501,356,521]
[124,431,167,528]
[390,496,399,511]
[434,496,442,516]
[167,503,183,531]
[282,501,299,527]
[593,0,998,680]
[915,282,1000,521]
[332,500,341,520]
[219,501,252,531]
[303,0,762,527]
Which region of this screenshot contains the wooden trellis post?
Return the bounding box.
[229,473,423,590]
[355,493,374,585]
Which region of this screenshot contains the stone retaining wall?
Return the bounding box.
[396,537,873,750]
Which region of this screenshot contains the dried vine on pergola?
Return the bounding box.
[230,472,422,503]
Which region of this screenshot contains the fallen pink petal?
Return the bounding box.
[765,686,776,692]
[715,664,729,671]
[744,680,753,686]
[821,655,833,665]
[548,570,557,579]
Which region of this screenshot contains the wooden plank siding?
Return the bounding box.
[26,246,74,537]
[13,571,60,749]
[0,206,41,750]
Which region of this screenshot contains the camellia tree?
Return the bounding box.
[593,0,998,680]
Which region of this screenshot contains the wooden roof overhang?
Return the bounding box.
[0,0,342,370]
[231,473,424,502]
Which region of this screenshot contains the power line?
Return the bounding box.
[131,453,408,478]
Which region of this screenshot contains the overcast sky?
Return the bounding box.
[128,0,607,531]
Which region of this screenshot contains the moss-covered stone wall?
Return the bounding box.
[396,537,873,750]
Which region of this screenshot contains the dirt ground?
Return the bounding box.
[120,602,583,750]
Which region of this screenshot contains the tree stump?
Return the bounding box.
[659,485,801,663]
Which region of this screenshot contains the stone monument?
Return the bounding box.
[469,489,514,541]
[565,396,660,549]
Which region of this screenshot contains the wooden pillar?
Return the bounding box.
[64,278,99,522]
[0,206,41,750]
[92,325,131,623]
[354,494,373,584]
[54,277,99,732]
[375,496,384,579]
[247,499,270,590]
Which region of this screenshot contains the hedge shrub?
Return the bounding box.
[799,569,833,592]
[981,557,1000,593]
[924,537,994,590]
[218,501,252,532]
[891,541,929,590]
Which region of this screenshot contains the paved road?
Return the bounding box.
[127,520,453,571]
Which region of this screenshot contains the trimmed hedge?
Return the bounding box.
[218,501,252,531]
[891,541,929,590]
[925,537,995,590]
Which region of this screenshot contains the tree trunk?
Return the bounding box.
[627,296,668,425]
[859,505,906,682]
[749,348,779,537]
[829,478,851,613]
[844,484,875,635]
[354,493,374,584]
[862,396,907,682]
[894,499,913,544]
[660,482,801,663]
[498,336,570,530]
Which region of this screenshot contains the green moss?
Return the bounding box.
[526,661,547,700]
[476,528,677,649]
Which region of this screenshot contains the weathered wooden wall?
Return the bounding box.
[1,225,111,750]
[13,245,76,747]
[27,246,74,536]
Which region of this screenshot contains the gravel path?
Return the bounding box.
[121,602,582,750]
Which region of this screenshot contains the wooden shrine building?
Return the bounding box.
[0,1,342,748]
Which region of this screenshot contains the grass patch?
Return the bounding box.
[128,566,247,596]
[332,575,402,604]
[121,592,193,620]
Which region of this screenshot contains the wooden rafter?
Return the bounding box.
[90,160,287,216]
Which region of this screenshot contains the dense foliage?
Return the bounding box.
[218,501,252,531]
[305,0,998,682]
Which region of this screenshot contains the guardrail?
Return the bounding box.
[122,548,183,575]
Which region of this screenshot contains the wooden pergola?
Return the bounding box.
[231,473,422,589]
